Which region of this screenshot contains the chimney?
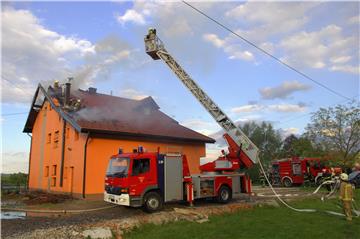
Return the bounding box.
[64,82,71,106]
[88,87,97,94]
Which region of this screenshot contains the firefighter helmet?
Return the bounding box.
[340,173,348,181]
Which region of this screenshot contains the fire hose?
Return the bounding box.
[1,205,117,214]
[258,158,359,217]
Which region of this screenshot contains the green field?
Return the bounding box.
[125,190,360,239]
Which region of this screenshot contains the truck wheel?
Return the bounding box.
[217,186,232,204]
[143,191,163,213]
[283,178,292,187]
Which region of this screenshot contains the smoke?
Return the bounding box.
[69,35,133,90]
[72,98,156,122]
[73,107,110,122]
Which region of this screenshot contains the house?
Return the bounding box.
[23,82,215,198]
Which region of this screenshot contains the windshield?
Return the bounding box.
[106,157,129,177]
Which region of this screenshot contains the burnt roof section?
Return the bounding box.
[24,84,215,144]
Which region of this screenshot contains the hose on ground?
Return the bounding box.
[258,157,316,212]
[1,205,117,214]
[258,157,359,217]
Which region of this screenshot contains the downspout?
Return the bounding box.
[59,121,67,187]
[82,133,90,198]
[26,133,32,190]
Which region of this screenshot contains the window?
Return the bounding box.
[52,165,57,176]
[74,131,79,141]
[132,158,150,176]
[44,166,49,177]
[53,130,59,148]
[66,127,70,139]
[51,177,56,187]
[292,163,302,176]
[47,133,51,144]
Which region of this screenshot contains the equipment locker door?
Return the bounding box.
[164,155,183,202]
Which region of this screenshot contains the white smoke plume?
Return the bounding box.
[70,35,133,90]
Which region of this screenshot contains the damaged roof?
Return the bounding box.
[23,84,215,144]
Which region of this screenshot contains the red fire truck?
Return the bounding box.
[269,157,332,187]
[104,29,259,212]
[104,147,252,212]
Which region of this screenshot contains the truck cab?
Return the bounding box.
[104,151,160,209]
[104,149,190,212]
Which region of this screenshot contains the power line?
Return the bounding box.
[182,1,352,101]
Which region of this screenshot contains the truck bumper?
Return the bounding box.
[104,192,130,206]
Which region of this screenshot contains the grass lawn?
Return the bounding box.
[125,189,360,239]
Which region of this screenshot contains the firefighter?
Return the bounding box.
[339,173,353,221]
[259,168,266,187]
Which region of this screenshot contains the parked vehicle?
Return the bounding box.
[104,148,252,212]
[349,171,360,188]
[269,157,334,187]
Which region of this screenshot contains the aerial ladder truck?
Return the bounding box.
[104,29,259,212]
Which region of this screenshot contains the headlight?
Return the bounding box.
[121,188,128,193]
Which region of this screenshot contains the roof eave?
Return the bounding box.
[80,128,215,144]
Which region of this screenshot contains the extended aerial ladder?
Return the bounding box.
[144,29,259,169]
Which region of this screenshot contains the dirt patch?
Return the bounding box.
[3,203,253,239]
[22,191,74,205]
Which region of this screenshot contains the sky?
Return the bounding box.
[1,1,359,173]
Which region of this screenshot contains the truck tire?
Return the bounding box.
[283,178,292,187]
[143,191,163,213]
[217,186,232,204]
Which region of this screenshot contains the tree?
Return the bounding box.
[305,101,360,167]
[1,173,28,186]
[240,121,283,182]
[281,134,298,157]
[241,121,283,162]
[280,134,324,158]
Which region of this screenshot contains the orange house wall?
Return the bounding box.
[85,138,205,195]
[28,100,207,197]
[28,101,87,195]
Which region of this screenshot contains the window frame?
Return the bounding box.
[131,158,151,176]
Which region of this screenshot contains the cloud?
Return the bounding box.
[225,2,315,35]
[231,104,264,113]
[114,1,224,73]
[115,1,196,37]
[259,80,311,99]
[330,65,359,74]
[203,34,224,48]
[219,2,359,74]
[268,103,307,113]
[280,24,359,73]
[181,119,220,136]
[1,7,134,104]
[278,127,300,139]
[2,151,29,173]
[1,7,96,104]
[330,56,352,64]
[203,33,255,61]
[348,15,359,25]
[231,103,307,113]
[116,9,147,25]
[119,88,150,100]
